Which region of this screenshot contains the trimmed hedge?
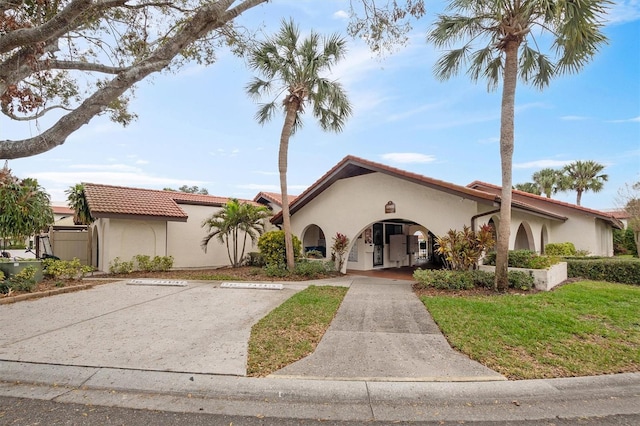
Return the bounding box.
[413,268,534,291]
[484,250,560,269]
[567,258,640,285]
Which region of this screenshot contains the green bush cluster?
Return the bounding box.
[43,258,93,280]
[544,242,577,256]
[109,255,174,274]
[0,265,38,294]
[245,252,265,267]
[294,259,335,278]
[257,230,301,268]
[567,258,640,285]
[484,250,559,269]
[413,268,534,291]
[613,228,638,256]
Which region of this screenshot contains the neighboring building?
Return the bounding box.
[83,184,265,272]
[82,156,623,273]
[52,205,75,226]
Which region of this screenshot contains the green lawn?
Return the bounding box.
[420,281,640,379]
[246,285,348,377]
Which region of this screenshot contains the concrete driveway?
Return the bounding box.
[0,281,304,376]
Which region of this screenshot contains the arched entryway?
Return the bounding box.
[301,224,327,258]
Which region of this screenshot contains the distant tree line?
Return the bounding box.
[514,160,608,206]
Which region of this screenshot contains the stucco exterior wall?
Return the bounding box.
[96,218,168,272]
[167,204,261,268]
[292,173,487,272]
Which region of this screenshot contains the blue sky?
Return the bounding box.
[4,0,639,211]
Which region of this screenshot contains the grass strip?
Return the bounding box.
[420,281,640,379]
[247,285,348,377]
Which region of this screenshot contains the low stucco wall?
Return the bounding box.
[479,262,567,291]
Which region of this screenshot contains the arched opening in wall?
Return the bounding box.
[514,222,535,251]
[540,225,549,254]
[347,220,442,275]
[488,217,499,242]
[301,224,326,258]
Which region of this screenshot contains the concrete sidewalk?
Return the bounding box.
[272,277,504,381]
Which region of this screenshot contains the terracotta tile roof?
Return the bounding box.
[52,205,74,215]
[253,191,298,207]
[272,155,501,224]
[83,183,262,221]
[84,183,189,221]
[467,181,624,229]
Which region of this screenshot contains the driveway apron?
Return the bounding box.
[0,281,299,376]
[271,276,505,381]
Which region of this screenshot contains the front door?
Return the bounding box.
[373,223,383,266]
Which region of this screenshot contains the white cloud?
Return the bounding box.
[608,116,640,123]
[561,115,589,121]
[513,159,573,169]
[381,153,436,164]
[333,10,348,20]
[605,1,640,25]
[386,102,447,123]
[237,183,308,193]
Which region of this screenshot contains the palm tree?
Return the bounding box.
[514,182,541,196]
[65,183,93,225]
[428,1,610,290]
[561,160,608,206]
[532,168,564,198]
[246,19,352,271]
[201,198,271,267]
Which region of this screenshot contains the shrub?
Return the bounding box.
[508,271,534,291]
[0,270,4,281]
[246,252,265,267]
[294,259,334,278]
[109,257,135,274]
[264,263,289,278]
[484,250,559,269]
[151,255,173,271]
[545,242,577,256]
[567,258,640,285]
[8,265,38,292]
[258,230,301,268]
[134,254,154,272]
[613,228,638,256]
[43,258,93,280]
[413,268,534,291]
[413,269,475,290]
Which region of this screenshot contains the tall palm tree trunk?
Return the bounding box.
[495,39,520,291]
[279,102,298,270]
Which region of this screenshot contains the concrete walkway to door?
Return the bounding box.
[271,276,506,382]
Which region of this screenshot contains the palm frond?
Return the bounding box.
[433,46,470,81]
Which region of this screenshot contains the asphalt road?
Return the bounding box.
[1,396,639,426]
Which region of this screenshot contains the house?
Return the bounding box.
[271,156,622,272]
[52,205,75,226]
[83,155,623,273]
[84,184,265,272]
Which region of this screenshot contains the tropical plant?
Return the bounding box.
[514,182,541,196]
[435,224,495,271]
[617,181,640,257]
[560,160,608,206]
[0,162,54,246]
[331,233,350,273]
[0,1,423,160]
[201,198,271,268]
[428,0,610,290]
[163,185,209,195]
[245,19,352,270]
[532,168,565,198]
[65,183,93,225]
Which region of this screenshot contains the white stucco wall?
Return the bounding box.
[292,173,489,272]
[96,218,168,272]
[167,204,261,268]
